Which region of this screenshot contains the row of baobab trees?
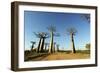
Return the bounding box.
[30,25,77,54]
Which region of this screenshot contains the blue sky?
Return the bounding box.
[24,11,90,50]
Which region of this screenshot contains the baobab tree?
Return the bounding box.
[66,27,77,53]
[44,43,49,51]
[34,32,48,53]
[85,43,90,50]
[39,32,49,52]
[47,25,59,53]
[56,44,59,52]
[30,41,36,51]
[53,42,56,52]
[47,43,50,51]
[34,32,42,53]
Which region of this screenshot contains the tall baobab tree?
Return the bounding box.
[66,27,77,53]
[34,32,42,53]
[30,41,36,51]
[34,32,48,53]
[39,32,49,52]
[47,25,59,53]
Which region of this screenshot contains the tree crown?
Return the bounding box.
[66,27,77,36]
[47,25,56,32]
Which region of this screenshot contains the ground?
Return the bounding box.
[25,51,90,61]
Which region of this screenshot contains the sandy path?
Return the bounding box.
[41,52,90,60]
[29,52,90,61]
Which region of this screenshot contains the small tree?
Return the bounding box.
[44,43,49,51]
[30,41,36,51]
[56,44,59,52]
[85,43,90,50]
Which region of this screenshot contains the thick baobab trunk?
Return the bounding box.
[70,34,76,53]
[49,32,54,53]
[40,38,45,52]
[37,38,42,53]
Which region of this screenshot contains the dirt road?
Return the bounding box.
[28,52,90,61]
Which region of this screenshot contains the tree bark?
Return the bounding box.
[37,38,42,53]
[49,32,53,53]
[70,34,76,53]
[40,38,45,52]
[53,43,56,52]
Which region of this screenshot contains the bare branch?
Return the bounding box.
[30,41,36,44]
[66,27,77,35]
[81,14,90,23]
[47,25,56,32]
[34,32,49,38]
